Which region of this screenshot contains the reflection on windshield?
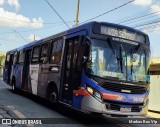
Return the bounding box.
[127,45,149,82]
[86,39,126,80]
[86,39,150,83]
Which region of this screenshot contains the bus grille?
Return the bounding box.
[105,101,143,112]
[101,82,147,94]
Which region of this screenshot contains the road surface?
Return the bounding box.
[0,78,159,127]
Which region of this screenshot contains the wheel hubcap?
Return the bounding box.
[50,92,57,103]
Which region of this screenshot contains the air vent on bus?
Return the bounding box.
[101,82,147,94]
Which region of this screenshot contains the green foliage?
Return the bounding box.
[0,52,6,68]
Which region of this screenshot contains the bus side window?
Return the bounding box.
[13,52,18,64]
[18,51,25,64]
[40,43,49,64]
[50,39,63,64]
[31,46,40,64]
[5,54,10,65]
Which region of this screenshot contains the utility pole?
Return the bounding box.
[75,0,80,26]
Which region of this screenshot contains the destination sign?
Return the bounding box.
[100,26,145,43]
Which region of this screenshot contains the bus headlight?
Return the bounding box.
[86,86,94,95]
[86,86,102,102]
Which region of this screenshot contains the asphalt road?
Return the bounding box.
[0,78,159,127]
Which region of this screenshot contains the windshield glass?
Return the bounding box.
[126,45,150,83]
[86,39,149,83]
[86,39,126,80]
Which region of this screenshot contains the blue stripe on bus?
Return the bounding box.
[81,70,148,104]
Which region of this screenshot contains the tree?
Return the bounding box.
[0,52,6,76]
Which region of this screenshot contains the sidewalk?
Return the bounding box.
[0,105,13,127]
[0,105,24,127]
[0,106,12,119]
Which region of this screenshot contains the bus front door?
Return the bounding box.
[62,38,82,104]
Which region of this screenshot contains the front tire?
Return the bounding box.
[49,88,58,104]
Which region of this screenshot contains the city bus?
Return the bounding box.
[3,21,150,116]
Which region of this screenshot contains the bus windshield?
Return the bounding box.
[126,44,148,83]
[86,39,149,83]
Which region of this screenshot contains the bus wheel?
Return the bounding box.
[49,89,58,104]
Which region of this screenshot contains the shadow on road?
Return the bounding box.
[7,88,116,125]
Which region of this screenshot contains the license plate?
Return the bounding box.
[120,106,131,112]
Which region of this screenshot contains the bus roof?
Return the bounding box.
[6,21,148,54]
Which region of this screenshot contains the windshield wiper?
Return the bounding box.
[107,38,120,61]
[130,44,143,79]
[131,44,142,56]
[107,38,123,73]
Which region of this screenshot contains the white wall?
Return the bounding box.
[148,75,160,111]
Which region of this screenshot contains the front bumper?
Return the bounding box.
[81,95,148,116]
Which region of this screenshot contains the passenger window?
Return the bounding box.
[18,51,25,63]
[13,52,18,64]
[31,46,40,64]
[40,43,49,64]
[50,39,63,64]
[5,54,10,65]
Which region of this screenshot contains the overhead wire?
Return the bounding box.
[79,0,135,25]
[0,23,68,35]
[44,0,70,29]
[0,0,135,35]
[133,18,160,28]
[120,10,160,25]
[116,8,151,24]
[140,23,160,30]
[113,7,160,32]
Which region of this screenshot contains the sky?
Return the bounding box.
[0,0,160,57]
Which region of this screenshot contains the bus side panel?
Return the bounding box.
[37,64,50,98]
[29,64,39,95]
[47,67,61,94]
[13,64,24,89]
